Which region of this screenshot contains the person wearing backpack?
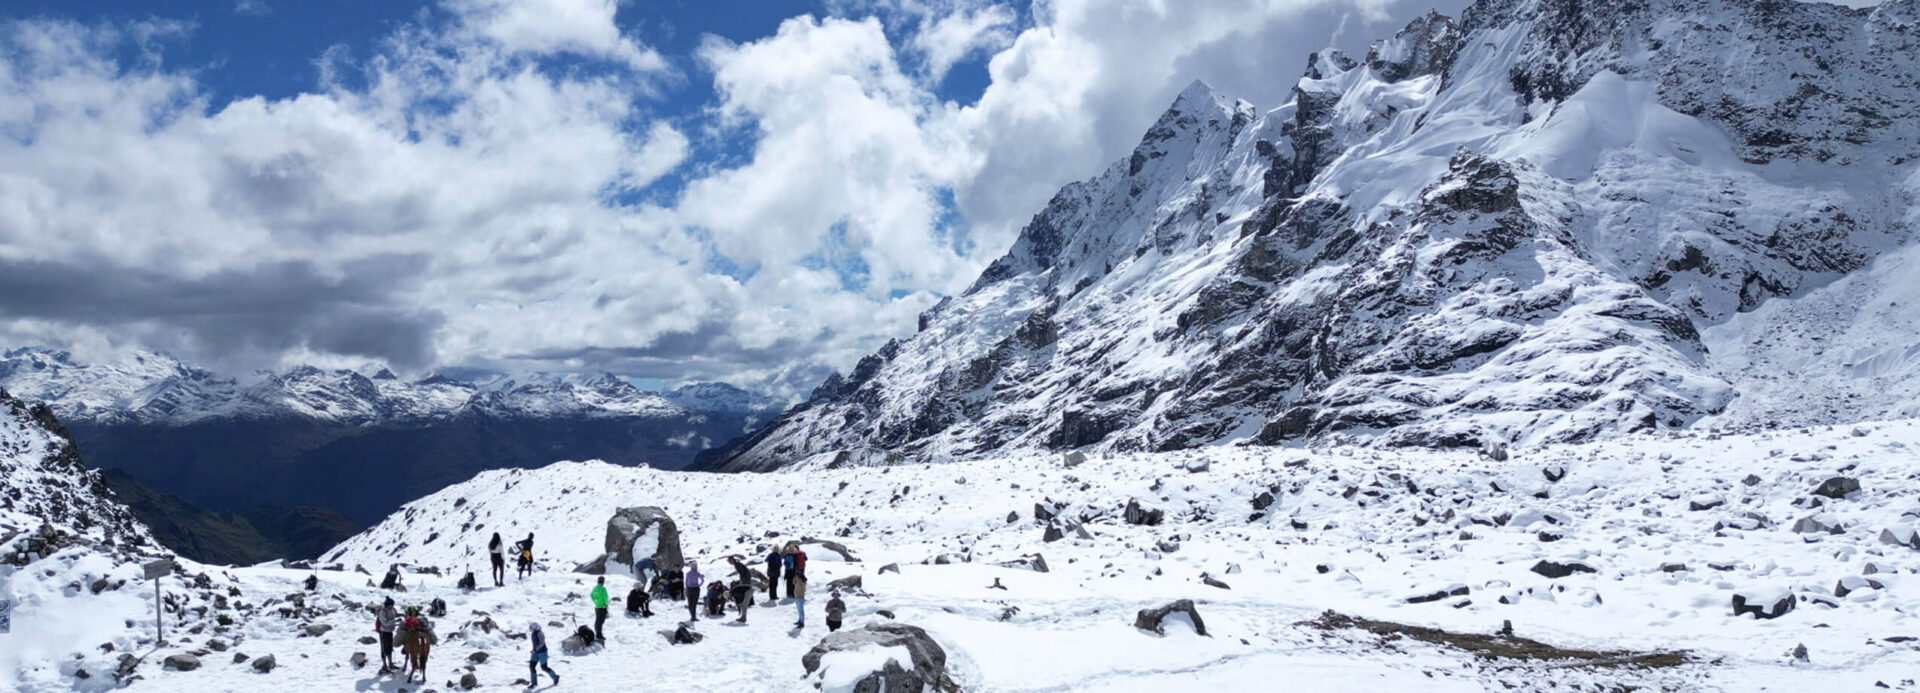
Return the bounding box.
[589,576,610,643]
[764,546,783,603]
[515,533,536,580]
[488,533,507,587]
[682,561,704,622]
[527,622,559,689]
[374,597,402,673]
[825,591,847,632]
[781,545,798,597]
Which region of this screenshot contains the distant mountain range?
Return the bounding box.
[0,347,786,558]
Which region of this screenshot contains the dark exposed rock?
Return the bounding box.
[162,654,200,671]
[1529,560,1597,579]
[1813,477,1861,500]
[1123,499,1165,526]
[250,654,275,673]
[604,507,684,573]
[1134,600,1209,637]
[1732,591,1795,619]
[802,623,953,692]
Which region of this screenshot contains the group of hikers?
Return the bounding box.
[369,534,852,689]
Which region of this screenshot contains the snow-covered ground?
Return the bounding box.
[10,420,1920,692]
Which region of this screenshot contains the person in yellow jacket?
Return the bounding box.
[590,577,610,644]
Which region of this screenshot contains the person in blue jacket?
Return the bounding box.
[526,622,559,688]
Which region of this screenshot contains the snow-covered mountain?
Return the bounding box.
[0,388,152,557]
[706,0,1920,472]
[0,347,785,531]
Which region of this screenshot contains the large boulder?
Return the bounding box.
[605,507,684,574]
[1124,499,1165,526]
[1878,525,1920,549]
[162,654,200,671]
[802,623,953,693]
[250,654,275,673]
[1733,589,1795,619]
[1133,599,1208,636]
[1812,477,1861,500]
[801,538,860,562]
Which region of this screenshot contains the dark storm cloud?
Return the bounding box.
[0,254,444,368]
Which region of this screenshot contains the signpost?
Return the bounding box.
[144,558,175,645]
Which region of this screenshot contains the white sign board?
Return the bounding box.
[0,598,12,634]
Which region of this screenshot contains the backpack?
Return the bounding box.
[573,626,596,644]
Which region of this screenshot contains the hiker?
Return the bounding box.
[634,555,657,587]
[764,546,784,602]
[683,562,704,621]
[590,576,610,643]
[826,591,847,632]
[664,566,686,601]
[375,596,402,673]
[782,545,798,597]
[304,573,319,591]
[527,622,560,689]
[626,581,652,617]
[705,580,727,618]
[381,564,403,591]
[516,534,536,579]
[730,578,754,623]
[489,532,507,587]
[791,570,809,629]
[727,556,755,590]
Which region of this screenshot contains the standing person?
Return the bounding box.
[825,591,847,632]
[488,533,507,587]
[589,576,610,644]
[764,546,784,603]
[782,545,798,598]
[526,622,559,689]
[683,561,704,622]
[374,597,402,674]
[791,570,809,629]
[515,534,536,580]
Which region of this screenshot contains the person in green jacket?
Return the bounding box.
[590,577,610,644]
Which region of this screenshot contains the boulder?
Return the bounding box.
[1033,502,1058,523]
[1183,458,1210,473]
[879,563,900,575]
[1689,494,1725,511]
[1201,574,1231,590]
[349,652,368,668]
[827,575,865,593]
[1042,523,1065,543]
[1733,589,1795,619]
[1792,514,1844,535]
[250,655,275,673]
[1251,491,1275,511]
[460,672,479,689]
[802,622,951,692]
[1529,560,1596,579]
[1133,600,1208,636]
[357,636,377,645]
[1812,477,1861,500]
[995,554,1049,574]
[1124,499,1165,526]
[1878,525,1919,549]
[1407,584,1471,604]
[304,623,332,637]
[1834,576,1885,598]
[232,653,249,664]
[573,554,609,575]
[1005,511,1019,524]
[468,651,489,664]
[1061,451,1087,468]
[605,507,684,574]
[801,538,859,562]
[162,654,200,672]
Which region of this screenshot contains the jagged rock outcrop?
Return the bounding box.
[0,389,155,564]
[703,0,1920,472]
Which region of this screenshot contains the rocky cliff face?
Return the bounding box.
[705,0,1920,471]
[0,388,153,562]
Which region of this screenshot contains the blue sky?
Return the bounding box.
[0,0,1463,394]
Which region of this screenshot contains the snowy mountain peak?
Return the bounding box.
[705,0,1920,471]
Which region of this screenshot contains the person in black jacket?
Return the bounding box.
[515,534,536,580]
[764,547,783,602]
[527,622,559,688]
[488,533,507,587]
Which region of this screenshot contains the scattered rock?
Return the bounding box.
[1042,523,1065,543]
[459,672,479,689]
[1155,539,1181,553]
[1742,474,1762,487]
[1033,502,1058,523]
[1251,491,1275,511]
[1834,576,1886,598]
[1542,466,1566,482]
[1659,563,1688,573]
[827,575,865,593]
[1005,511,1019,524]
[206,639,228,652]
[468,651,489,664]
[358,636,377,645]
[879,563,900,575]
[1792,514,1844,535]
[163,654,200,672]
[801,538,860,562]
[232,653,249,664]
[1733,589,1795,619]
[1134,600,1208,636]
[1408,585,1471,604]
[1183,458,1210,473]
[1812,477,1860,500]
[574,554,610,575]
[304,624,331,637]
[1529,560,1597,579]
[1689,494,1725,511]
[995,554,1049,573]
[251,655,275,673]
[802,622,952,692]
[1123,499,1165,526]
[875,610,895,620]
[349,652,368,668]
[114,654,138,684]
[1201,574,1231,590]
[1061,451,1087,468]
[456,572,476,590]
[1878,525,1919,549]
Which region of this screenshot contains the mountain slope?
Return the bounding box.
[98,469,360,565]
[706,0,1920,472]
[0,388,152,556]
